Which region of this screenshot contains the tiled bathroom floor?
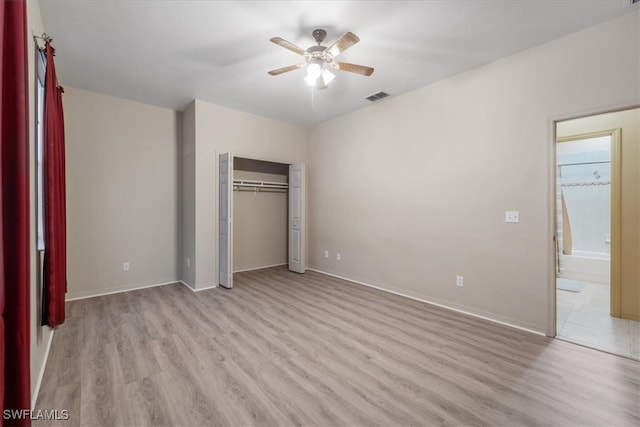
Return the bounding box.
[557,280,639,359]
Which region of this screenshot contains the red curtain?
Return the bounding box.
[1,0,32,424]
[42,40,66,328]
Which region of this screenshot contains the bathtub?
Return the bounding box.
[559,250,610,284]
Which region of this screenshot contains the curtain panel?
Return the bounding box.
[42,40,66,328]
[0,0,32,424]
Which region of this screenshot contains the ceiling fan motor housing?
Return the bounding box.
[308,29,330,61]
[312,28,327,44]
[306,45,330,61]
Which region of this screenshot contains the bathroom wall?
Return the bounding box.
[557,136,612,258]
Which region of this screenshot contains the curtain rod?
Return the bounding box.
[560,181,611,187]
[558,160,610,167]
[32,33,52,51]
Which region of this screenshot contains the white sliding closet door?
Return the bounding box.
[288,163,306,273]
[219,153,233,288]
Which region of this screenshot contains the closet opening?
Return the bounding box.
[218,153,306,289]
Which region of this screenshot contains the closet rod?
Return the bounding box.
[234,187,286,193]
[233,179,288,189]
[234,183,288,189]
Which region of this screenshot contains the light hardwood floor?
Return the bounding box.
[35,266,640,426]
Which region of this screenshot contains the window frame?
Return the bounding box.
[36,49,46,251]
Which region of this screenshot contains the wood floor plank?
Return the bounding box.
[126,374,173,426]
[34,267,640,426]
[37,315,83,396]
[32,382,81,427]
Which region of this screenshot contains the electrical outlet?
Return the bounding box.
[456,275,464,287]
[123,262,130,271]
[336,253,341,261]
[505,211,520,223]
[324,250,329,258]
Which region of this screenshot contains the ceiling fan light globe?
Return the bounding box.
[304,74,317,86]
[306,63,322,79]
[322,69,335,85]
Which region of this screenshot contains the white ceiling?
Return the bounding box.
[39,1,637,126]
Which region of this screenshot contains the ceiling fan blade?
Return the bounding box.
[270,37,306,56]
[325,32,360,58]
[268,64,304,76]
[336,62,374,76]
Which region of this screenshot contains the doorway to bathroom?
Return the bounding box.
[555,107,639,359]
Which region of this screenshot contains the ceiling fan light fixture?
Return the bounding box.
[269,29,373,91]
[321,68,335,85]
[306,62,322,79]
[305,66,335,88]
[304,73,318,86]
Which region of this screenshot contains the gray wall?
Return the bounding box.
[64,87,179,299]
[307,10,639,334]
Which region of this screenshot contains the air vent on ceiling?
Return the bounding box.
[366,91,390,102]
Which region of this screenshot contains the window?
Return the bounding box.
[36,50,46,251]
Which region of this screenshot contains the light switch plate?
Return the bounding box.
[505,211,520,223]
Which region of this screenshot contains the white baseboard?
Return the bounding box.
[65,279,180,301]
[234,263,287,273]
[178,263,287,293]
[179,280,195,291]
[194,285,218,292]
[179,280,218,292]
[31,329,54,410]
[307,267,545,337]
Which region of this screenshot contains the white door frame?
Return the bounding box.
[219,152,233,288]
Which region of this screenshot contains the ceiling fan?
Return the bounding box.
[268,29,374,89]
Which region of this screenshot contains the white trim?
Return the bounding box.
[31,329,54,410]
[307,268,545,337]
[234,263,287,273]
[65,280,180,301]
[178,281,218,292]
[549,114,558,338]
[180,279,196,291]
[194,285,218,292]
